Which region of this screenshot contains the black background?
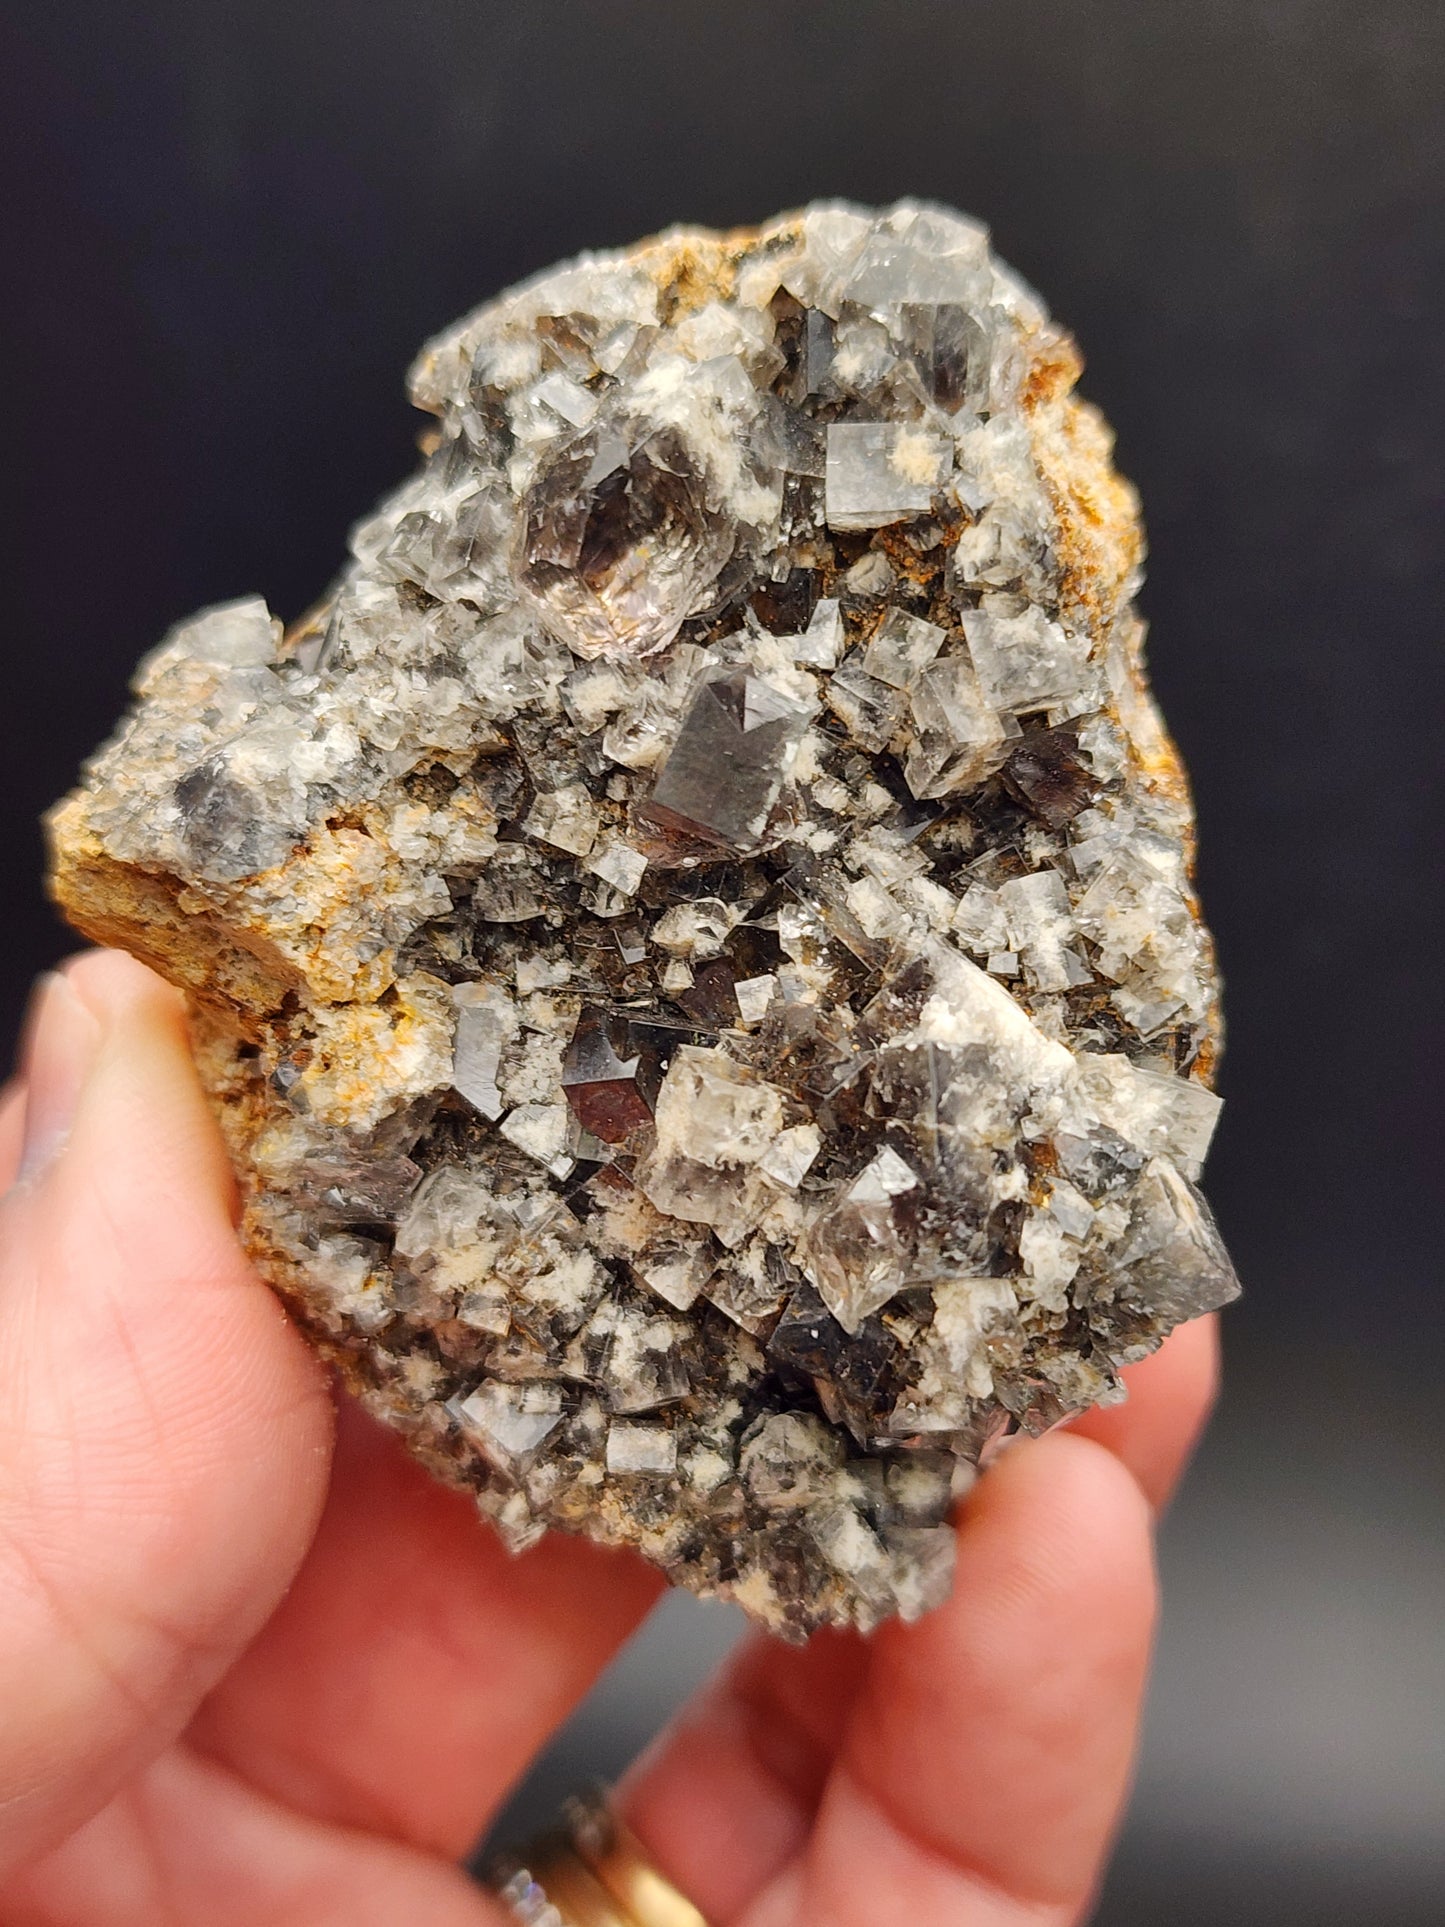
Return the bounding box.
[2,4,1441,1921]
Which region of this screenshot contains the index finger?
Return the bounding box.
[624,1429,1157,1926]
[795,1432,1158,1925]
[1068,1312,1221,1513]
[0,1078,23,1192]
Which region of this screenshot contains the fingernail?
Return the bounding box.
[17,970,105,1183]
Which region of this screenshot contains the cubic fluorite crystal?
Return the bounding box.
[48,201,1239,1638]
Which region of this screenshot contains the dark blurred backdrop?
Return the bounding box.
[2,3,1442,1920]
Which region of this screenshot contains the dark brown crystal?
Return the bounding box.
[561,1008,659,1143]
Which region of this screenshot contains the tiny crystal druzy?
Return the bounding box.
[49,203,1239,1637]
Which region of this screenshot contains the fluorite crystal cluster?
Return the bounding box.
[49,202,1239,1637]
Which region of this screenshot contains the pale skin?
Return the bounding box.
[0,949,1220,1926]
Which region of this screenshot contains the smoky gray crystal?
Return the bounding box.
[646,669,814,849]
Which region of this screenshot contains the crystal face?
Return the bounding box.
[49,201,1239,1639]
[645,669,814,849]
[519,424,735,659]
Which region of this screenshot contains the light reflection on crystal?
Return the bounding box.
[824,421,952,529]
[646,669,813,850]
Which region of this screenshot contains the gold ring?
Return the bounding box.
[488,1787,710,1927]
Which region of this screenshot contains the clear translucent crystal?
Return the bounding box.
[825,421,953,528]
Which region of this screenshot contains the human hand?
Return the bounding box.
[0,950,1219,1925]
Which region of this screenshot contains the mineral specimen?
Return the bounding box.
[48,200,1240,1638]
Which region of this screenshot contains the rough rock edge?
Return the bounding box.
[48,208,1224,1632]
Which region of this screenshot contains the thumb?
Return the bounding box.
[0,951,333,1878]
